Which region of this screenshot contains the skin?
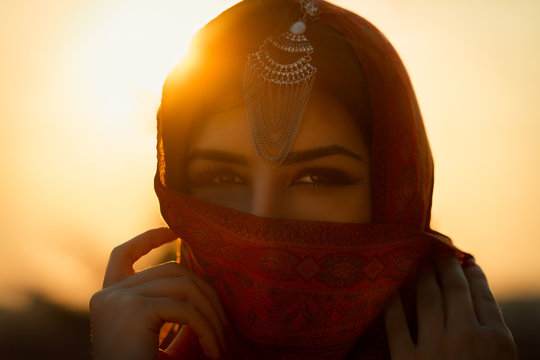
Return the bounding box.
[89,94,516,359]
[185,91,371,223]
[385,256,516,360]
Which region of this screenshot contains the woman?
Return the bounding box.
[89,0,517,359]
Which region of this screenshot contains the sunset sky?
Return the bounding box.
[0,0,539,311]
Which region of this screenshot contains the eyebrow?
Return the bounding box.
[283,145,364,165]
[187,145,364,165]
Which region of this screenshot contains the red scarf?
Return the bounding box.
[155,1,469,358]
[155,181,462,359]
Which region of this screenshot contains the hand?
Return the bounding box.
[384,256,517,360]
[90,228,229,360]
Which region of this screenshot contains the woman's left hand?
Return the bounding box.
[384,256,517,360]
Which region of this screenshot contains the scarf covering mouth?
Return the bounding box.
[156,180,465,359]
[155,0,470,358]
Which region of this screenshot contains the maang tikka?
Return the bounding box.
[243,0,320,167]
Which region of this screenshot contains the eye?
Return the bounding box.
[292,168,363,187]
[212,172,244,185]
[188,166,246,187]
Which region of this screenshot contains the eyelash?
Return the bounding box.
[292,167,363,187]
[188,165,246,187]
[188,165,362,189]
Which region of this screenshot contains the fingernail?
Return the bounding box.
[461,256,476,268]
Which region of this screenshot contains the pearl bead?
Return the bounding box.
[289,21,306,35]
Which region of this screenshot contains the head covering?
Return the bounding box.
[155,0,469,358]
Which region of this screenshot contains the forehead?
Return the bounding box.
[189,91,368,157]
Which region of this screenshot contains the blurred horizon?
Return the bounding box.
[1,0,540,313]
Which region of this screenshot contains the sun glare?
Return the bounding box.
[68,0,240,135]
[0,0,242,310]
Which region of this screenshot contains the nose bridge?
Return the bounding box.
[250,169,282,218]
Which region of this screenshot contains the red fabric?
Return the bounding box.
[154,0,470,358]
[155,183,464,359]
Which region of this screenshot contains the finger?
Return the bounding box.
[436,255,477,327]
[462,258,505,328]
[153,298,222,360]
[131,277,226,350]
[183,273,230,329]
[384,294,414,359]
[117,262,229,327]
[103,228,177,287]
[416,266,445,346]
[165,325,203,359]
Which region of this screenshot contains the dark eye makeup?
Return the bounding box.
[291,167,364,187]
[188,165,246,187]
[187,164,363,189]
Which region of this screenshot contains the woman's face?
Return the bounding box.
[185,92,371,223]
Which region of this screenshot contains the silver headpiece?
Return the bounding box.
[243,0,320,167]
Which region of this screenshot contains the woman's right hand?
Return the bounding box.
[89,228,229,360]
[384,256,516,360]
